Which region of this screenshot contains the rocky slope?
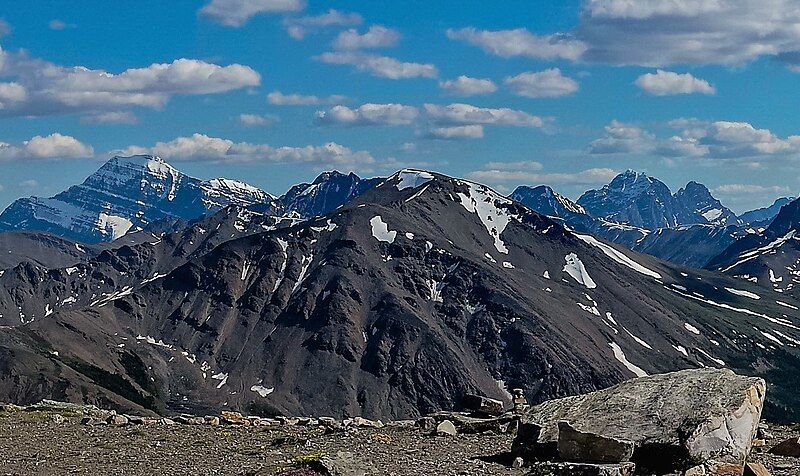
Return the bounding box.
[708,197,800,299]
[0,231,99,269]
[0,170,799,423]
[0,155,274,243]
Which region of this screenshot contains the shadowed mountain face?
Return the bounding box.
[1,170,798,422]
[709,197,800,299]
[577,171,737,230]
[0,155,274,244]
[277,171,382,219]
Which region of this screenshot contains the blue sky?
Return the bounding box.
[0,0,799,212]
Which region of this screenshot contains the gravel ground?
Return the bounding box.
[0,409,797,475]
[0,410,525,476]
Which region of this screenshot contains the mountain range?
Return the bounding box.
[0,157,798,422]
[512,171,794,268]
[0,164,798,423]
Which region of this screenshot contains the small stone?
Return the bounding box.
[126,415,146,425]
[416,417,436,431]
[436,420,457,436]
[527,461,635,476]
[204,416,220,426]
[174,415,192,425]
[756,426,774,440]
[106,414,129,425]
[220,411,248,425]
[743,463,772,476]
[768,437,800,457]
[50,414,65,424]
[512,388,529,413]
[462,394,504,416]
[276,416,299,426]
[80,416,106,426]
[386,420,415,428]
[557,421,634,464]
[511,457,524,468]
[684,465,706,476]
[751,439,766,448]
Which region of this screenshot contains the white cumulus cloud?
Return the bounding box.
[267,91,347,106]
[315,103,419,126]
[238,113,276,127]
[446,27,587,61]
[200,0,305,27]
[424,103,546,128]
[333,25,400,50]
[635,70,716,95]
[116,133,376,168]
[0,133,94,160]
[316,51,437,79]
[439,76,497,96]
[427,125,484,139]
[283,9,362,40]
[589,120,655,154]
[504,69,579,98]
[0,49,260,118]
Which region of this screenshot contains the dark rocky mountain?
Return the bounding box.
[512,184,740,268]
[510,185,588,220]
[577,170,682,229]
[0,155,274,244]
[708,197,800,298]
[739,197,794,228]
[577,171,738,229]
[674,181,737,226]
[0,170,798,422]
[277,170,382,218]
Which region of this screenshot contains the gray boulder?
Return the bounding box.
[513,368,765,474]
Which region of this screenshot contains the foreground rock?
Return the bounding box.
[513,368,765,474]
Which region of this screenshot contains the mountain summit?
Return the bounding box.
[577,170,737,229]
[0,155,273,243]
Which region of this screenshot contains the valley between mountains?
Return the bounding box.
[0,156,799,425]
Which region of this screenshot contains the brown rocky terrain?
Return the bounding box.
[0,407,796,476]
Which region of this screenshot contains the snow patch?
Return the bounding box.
[395,170,434,190]
[574,233,661,279]
[250,385,274,397]
[370,215,397,243]
[563,253,597,289]
[609,342,648,377]
[725,287,761,300]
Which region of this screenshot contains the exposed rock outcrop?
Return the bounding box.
[513,368,765,474]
